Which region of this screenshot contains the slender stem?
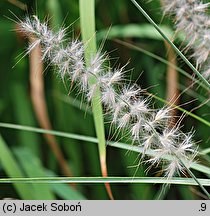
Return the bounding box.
[148,93,210,127]
[1,122,210,176]
[79,0,114,199]
[179,158,210,199]
[79,0,106,170]
[130,0,210,90]
[114,39,209,92]
[0,176,210,185]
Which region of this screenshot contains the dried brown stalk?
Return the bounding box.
[29,37,73,178]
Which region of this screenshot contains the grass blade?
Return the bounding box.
[79,0,113,199]
[45,170,86,200]
[130,0,210,89]
[11,84,40,156]
[148,94,210,127]
[112,39,209,91]
[0,122,210,176]
[97,24,174,40]
[13,147,55,199]
[0,176,210,186]
[0,135,35,199]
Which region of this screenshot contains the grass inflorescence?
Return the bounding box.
[18,15,198,181]
[1,0,210,200]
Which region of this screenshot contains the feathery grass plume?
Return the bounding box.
[162,0,210,80]
[19,15,197,178]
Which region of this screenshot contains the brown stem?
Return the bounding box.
[29,37,74,179]
[164,41,179,125]
[100,155,114,200]
[160,0,180,126]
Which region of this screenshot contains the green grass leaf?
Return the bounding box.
[130,0,210,89]
[97,24,174,41]
[45,170,86,200]
[11,84,40,156]
[0,176,210,186]
[79,0,106,166]
[0,122,210,176]
[79,0,113,199]
[0,135,35,199]
[111,39,209,92]
[13,147,55,199]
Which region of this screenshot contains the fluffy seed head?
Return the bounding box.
[19,15,198,179]
[162,0,210,80]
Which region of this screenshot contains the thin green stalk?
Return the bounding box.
[0,135,34,199]
[0,176,210,186]
[79,0,106,169]
[1,122,210,176]
[179,158,210,199]
[130,0,210,90]
[114,39,209,92]
[79,0,113,199]
[80,0,106,162]
[148,94,210,127]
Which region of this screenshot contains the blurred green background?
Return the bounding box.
[0,0,209,199]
